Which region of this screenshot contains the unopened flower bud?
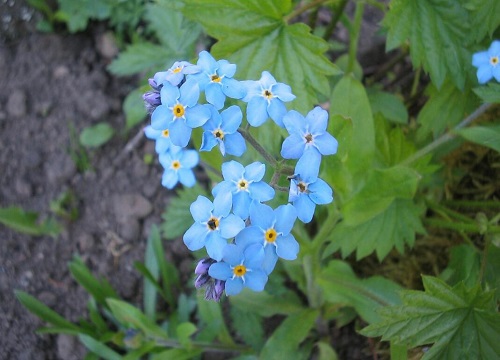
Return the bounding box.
[195,273,210,288]
[194,257,216,275]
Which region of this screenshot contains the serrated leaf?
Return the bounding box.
[361,276,500,360]
[182,0,339,113]
[79,122,115,148]
[317,260,402,324]
[384,0,471,89]
[324,198,425,261]
[161,183,209,239]
[465,0,500,41]
[0,206,60,236]
[108,43,173,76]
[368,89,408,124]
[455,124,500,153]
[440,244,480,288]
[57,0,111,32]
[473,83,500,104]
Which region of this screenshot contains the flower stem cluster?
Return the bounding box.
[143,51,338,300]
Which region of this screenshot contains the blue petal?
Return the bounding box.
[155,138,171,154]
[183,223,209,251]
[218,60,237,78]
[307,106,329,133]
[208,262,232,281]
[200,131,218,152]
[197,51,217,73]
[244,162,265,181]
[213,191,232,218]
[232,191,251,219]
[160,82,179,106]
[245,270,268,292]
[260,71,276,88]
[288,179,300,202]
[189,72,210,90]
[272,83,295,102]
[472,51,489,67]
[268,99,287,127]
[211,180,233,198]
[275,233,299,260]
[249,202,275,229]
[477,66,493,84]
[244,243,265,268]
[179,78,200,107]
[161,169,178,189]
[205,232,227,261]
[249,181,275,202]
[190,195,213,222]
[281,133,305,159]
[274,204,297,235]
[144,126,160,139]
[151,105,171,130]
[314,133,338,155]
[294,194,316,223]
[225,278,244,295]
[309,178,333,205]
[169,119,192,147]
[235,226,264,247]
[262,245,278,274]
[221,160,244,182]
[219,214,245,239]
[206,83,225,110]
[180,149,199,168]
[247,96,268,127]
[489,40,500,56]
[296,150,321,181]
[222,78,246,100]
[282,110,306,133]
[493,66,500,82]
[222,243,244,266]
[221,105,242,133]
[241,80,261,102]
[185,104,210,128]
[178,169,196,187]
[224,133,246,156]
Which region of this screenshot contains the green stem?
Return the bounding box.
[410,67,421,98]
[426,200,477,224]
[400,103,492,166]
[442,199,500,209]
[152,337,251,353]
[284,0,332,23]
[424,218,500,234]
[238,128,277,166]
[322,0,349,41]
[312,209,341,249]
[478,235,491,283]
[347,0,365,74]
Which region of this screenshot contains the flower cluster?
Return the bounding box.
[472,40,500,84]
[143,51,338,300]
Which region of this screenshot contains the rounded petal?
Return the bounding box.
[222,243,244,266]
[249,181,275,202]
[144,125,161,140]
[179,78,200,107]
[213,191,232,218]
[241,80,261,102]
[221,160,245,181]
[488,40,500,56]
[151,105,171,130]
[472,51,489,67]
[260,71,277,88]
[222,78,246,100]
[275,233,299,260]
[178,169,196,187]
[281,133,305,159]
[206,83,225,110]
[190,195,213,222]
[224,133,246,156]
[477,66,493,84]
[314,133,338,155]
[180,149,199,168]
[296,150,321,181]
[282,110,306,133]
[307,106,329,133]
[160,83,180,105]
[185,104,210,128]
[244,162,266,181]
[208,262,232,281]
[245,270,268,292]
[262,245,278,274]
[493,66,500,82]
[268,99,287,127]
[197,51,218,73]
[249,202,274,229]
[221,105,243,133]
[272,83,295,102]
[155,138,171,154]
[169,119,192,147]
[161,169,178,189]
[247,96,269,127]
[308,178,333,205]
[212,180,233,198]
[294,194,316,223]
[243,243,265,268]
[219,214,245,239]
[236,226,264,247]
[205,232,228,261]
[274,204,297,235]
[183,223,209,251]
[200,131,218,152]
[218,60,237,78]
[232,191,251,219]
[225,278,244,295]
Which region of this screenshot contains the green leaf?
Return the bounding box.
[176,322,197,349]
[260,309,318,360]
[161,183,209,239]
[78,334,122,360]
[368,89,408,124]
[230,288,304,317]
[360,276,500,360]
[108,43,173,76]
[317,260,402,324]
[182,0,339,112]
[123,87,147,131]
[0,206,60,236]
[316,342,339,360]
[465,0,500,41]
[440,244,480,288]
[79,122,115,148]
[230,306,265,350]
[455,124,500,153]
[106,299,168,339]
[150,348,202,360]
[384,0,471,89]
[196,295,234,345]
[143,226,160,320]
[56,0,111,32]
[473,83,500,103]
[324,198,425,261]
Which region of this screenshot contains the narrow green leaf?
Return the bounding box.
[455,124,500,153]
[260,309,318,359]
[79,122,115,148]
[316,342,339,360]
[196,295,234,345]
[0,206,60,236]
[123,88,147,131]
[88,297,108,333]
[143,225,160,319]
[230,306,265,350]
[176,322,197,349]
[230,288,304,317]
[473,83,500,103]
[123,342,158,360]
[150,226,178,307]
[150,348,202,360]
[78,334,122,360]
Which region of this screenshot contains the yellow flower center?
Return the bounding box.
[172,66,182,73]
[211,74,221,83]
[173,104,185,118]
[237,179,249,191]
[263,89,273,100]
[171,160,181,170]
[162,129,170,137]
[213,129,224,140]
[233,265,247,277]
[207,217,219,231]
[298,182,307,193]
[264,228,277,243]
[491,56,499,66]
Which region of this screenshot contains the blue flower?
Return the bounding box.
[151,78,211,147]
[144,125,173,154]
[154,61,200,86]
[159,146,199,189]
[189,51,246,110]
[236,202,298,274]
[208,242,268,296]
[241,71,296,127]
[288,160,333,223]
[212,161,275,219]
[472,40,500,84]
[183,192,245,261]
[200,105,246,156]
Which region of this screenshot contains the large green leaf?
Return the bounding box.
[465,0,500,42]
[324,198,425,261]
[455,124,500,153]
[182,0,339,112]
[361,276,500,360]
[384,0,471,89]
[473,83,500,104]
[317,260,402,324]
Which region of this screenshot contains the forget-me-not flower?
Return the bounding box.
[209,243,268,296]
[472,40,500,84]
[236,202,299,274]
[159,146,199,189]
[154,61,200,86]
[151,78,211,147]
[212,161,275,220]
[183,192,245,261]
[200,105,246,156]
[144,125,173,155]
[241,71,296,128]
[189,51,246,109]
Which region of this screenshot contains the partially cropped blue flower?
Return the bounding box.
[151,78,211,147]
[212,161,275,219]
[236,202,298,274]
[209,242,268,296]
[288,160,333,223]
[189,51,246,110]
[183,192,245,261]
[144,125,173,154]
[159,146,199,189]
[472,40,500,84]
[154,61,200,86]
[200,105,246,156]
[241,71,295,128]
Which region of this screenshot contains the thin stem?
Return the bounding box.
[442,199,500,209]
[410,67,421,98]
[152,337,251,353]
[426,200,477,224]
[238,128,277,166]
[478,235,491,283]
[199,160,222,178]
[284,0,331,23]
[400,103,493,166]
[322,0,349,41]
[347,0,364,74]
[424,218,500,234]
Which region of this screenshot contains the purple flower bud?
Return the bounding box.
[205,279,225,302]
[195,273,210,288]
[195,257,216,275]
[143,91,161,113]
[148,78,159,90]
